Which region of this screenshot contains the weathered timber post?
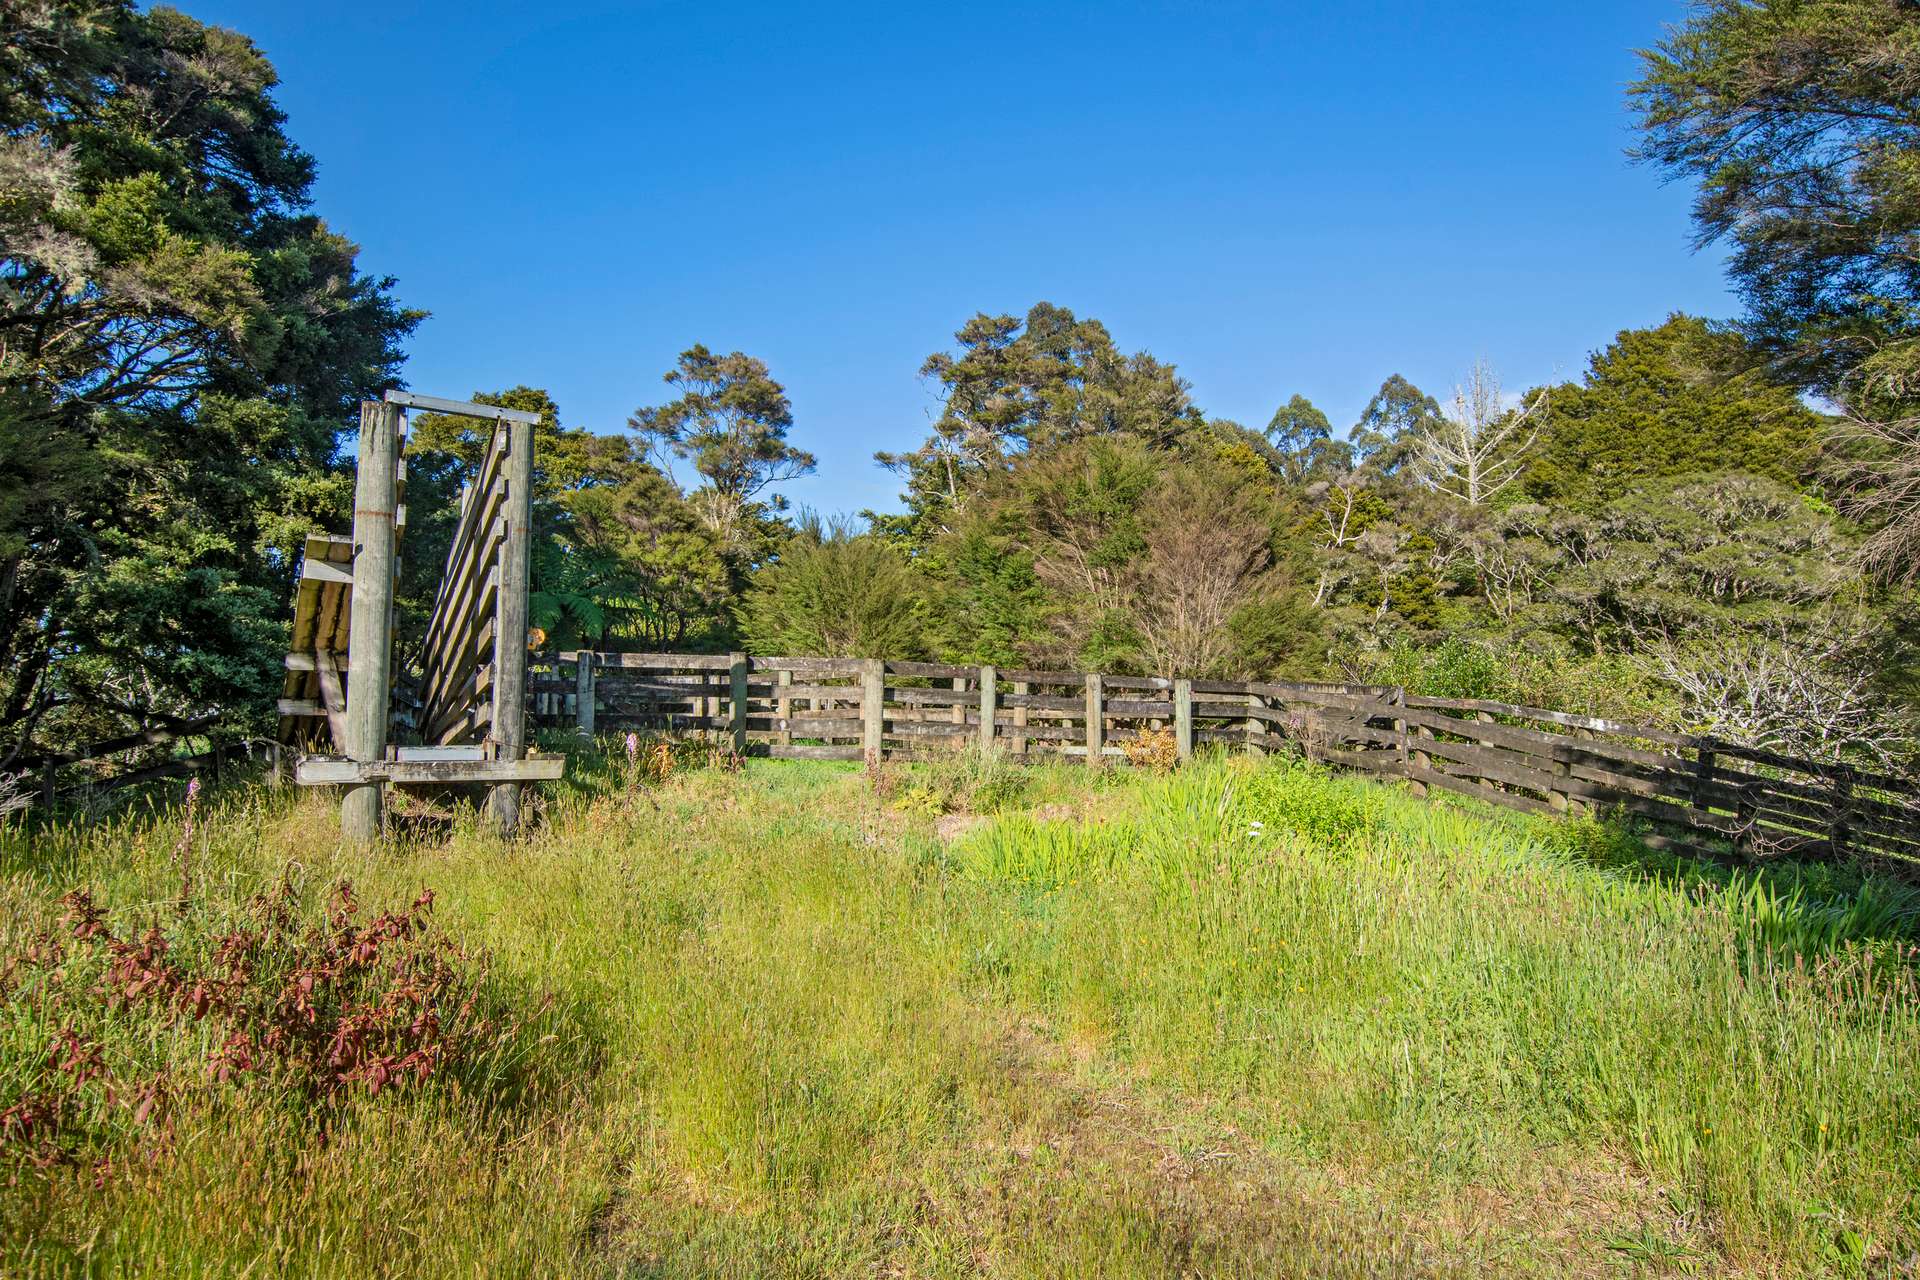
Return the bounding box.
[1689,748,1716,832]
[951,675,967,750]
[861,658,885,765]
[1011,680,1029,756]
[1830,764,1854,861]
[268,741,284,789]
[729,652,749,758]
[776,668,793,749]
[1173,679,1194,762]
[1246,689,1266,760]
[1084,673,1104,767]
[978,665,997,753]
[575,653,596,736]
[1565,725,1594,814]
[342,399,400,843]
[487,416,535,836]
[1390,687,1409,780]
[1547,743,1571,813]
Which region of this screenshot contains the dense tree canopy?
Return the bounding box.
[740,516,925,658]
[1516,316,1824,509]
[628,345,815,549]
[1633,0,1920,580]
[5,0,1917,779]
[1633,0,1920,399]
[0,1,414,767]
[873,302,1201,545]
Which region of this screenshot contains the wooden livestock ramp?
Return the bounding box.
[288,392,562,840]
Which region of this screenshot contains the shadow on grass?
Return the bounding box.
[1542,812,1920,960]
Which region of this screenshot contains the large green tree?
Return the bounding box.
[1633,0,1920,577]
[1516,315,1826,509]
[408,388,737,654]
[627,345,814,548]
[926,436,1306,676]
[1265,394,1345,485]
[739,516,924,658]
[0,2,415,766]
[875,303,1202,546]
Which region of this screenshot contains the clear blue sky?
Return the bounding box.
[191,0,1730,517]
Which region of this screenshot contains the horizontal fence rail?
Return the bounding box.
[529,652,1920,875]
[7,736,280,814]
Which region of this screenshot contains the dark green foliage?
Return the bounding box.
[1632,0,1920,399]
[408,387,741,655]
[1349,374,1440,473]
[1516,316,1825,509]
[1265,394,1346,485]
[1580,473,1850,639]
[0,1,415,763]
[877,303,1203,545]
[739,517,925,658]
[1632,1,1920,581]
[628,345,815,509]
[919,523,1051,667]
[1224,595,1324,679]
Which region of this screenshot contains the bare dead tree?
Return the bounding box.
[1641,618,1911,766]
[1414,359,1545,506]
[1306,474,1369,607]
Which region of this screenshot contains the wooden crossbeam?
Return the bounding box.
[383,390,541,424]
[294,755,564,786]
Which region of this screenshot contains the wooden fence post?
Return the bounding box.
[1388,687,1414,784]
[1011,680,1029,756]
[777,668,793,748]
[575,653,596,736]
[1547,744,1570,812]
[950,675,967,751]
[1408,719,1432,795]
[978,665,997,753]
[342,399,400,843]
[486,415,534,837]
[1830,764,1854,861]
[861,658,885,765]
[1173,678,1193,762]
[729,652,749,758]
[1084,673,1104,767]
[1246,689,1265,760]
[1689,748,1716,830]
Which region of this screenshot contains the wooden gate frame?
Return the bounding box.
[285,392,562,839]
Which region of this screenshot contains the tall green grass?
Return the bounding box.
[947,757,1920,1266]
[1,749,1915,1276]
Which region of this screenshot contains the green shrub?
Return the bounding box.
[896,746,1029,815]
[1233,760,1385,846]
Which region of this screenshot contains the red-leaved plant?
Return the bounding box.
[1,876,529,1183]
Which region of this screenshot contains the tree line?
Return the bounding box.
[3,0,1917,775]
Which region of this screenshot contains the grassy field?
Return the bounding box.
[2,744,1917,1277]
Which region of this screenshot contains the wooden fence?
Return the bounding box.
[531,651,1920,873]
[6,718,274,814]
